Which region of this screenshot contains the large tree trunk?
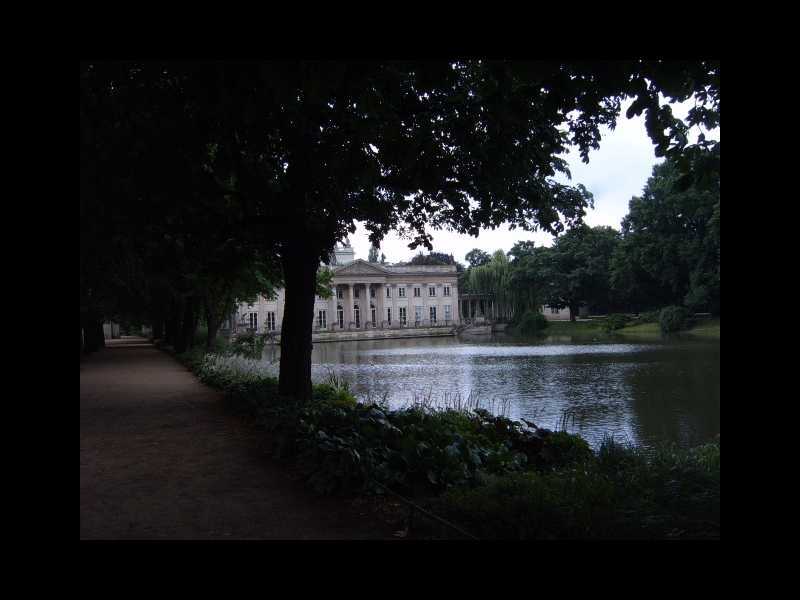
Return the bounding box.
[175,296,197,354]
[165,297,181,347]
[204,297,221,353]
[278,242,319,404]
[82,309,104,353]
[152,318,164,341]
[569,304,578,322]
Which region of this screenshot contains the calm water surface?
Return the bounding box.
[263,332,720,449]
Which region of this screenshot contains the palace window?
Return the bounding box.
[317,309,327,329]
[550,306,559,314]
[354,305,361,328]
[444,285,451,297]
[429,286,436,297]
[354,288,360,299]
[386,307,392,324]
[413,287,421,297]
[386,286,391,298]
[430,306,437,324]
[415,305,423,323]
[370,287,375,298]
[399,306,407,325]
[337,305,344,328]
[337,288,343,300]
[249,312,258,331]
[266,312,276,331]
[370,305,376,326]
[444,305,452,321]
[398,287,406,297]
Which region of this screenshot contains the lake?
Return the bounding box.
[260,332,720,450]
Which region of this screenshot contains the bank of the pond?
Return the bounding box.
[175,347,720,539]
[615,318,720,339]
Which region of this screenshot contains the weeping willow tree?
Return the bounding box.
[466,250,514,319]
[465,248,548,320]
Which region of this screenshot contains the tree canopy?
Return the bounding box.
[465,249,492,268]
[610,154,720,313]
[81,59,720,399]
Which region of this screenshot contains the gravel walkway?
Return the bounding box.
[80,338,393,539]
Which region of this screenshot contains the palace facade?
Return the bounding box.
[231,241,461,334]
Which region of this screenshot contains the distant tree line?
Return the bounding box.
[460,152,720,320]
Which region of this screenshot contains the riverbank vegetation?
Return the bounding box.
[460,150,720,330]
[176,348,719,539]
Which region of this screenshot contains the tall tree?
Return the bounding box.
[368,245,380,263]
[82,60,719,401]
[541,225,621,320]
[465,248,492,268]
[610,153,720,313]
[410,251,456,266]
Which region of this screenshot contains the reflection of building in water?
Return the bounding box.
[228,239,460,336]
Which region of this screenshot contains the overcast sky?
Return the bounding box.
[349,98,720,265]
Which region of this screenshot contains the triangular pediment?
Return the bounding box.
[332,259,392,275]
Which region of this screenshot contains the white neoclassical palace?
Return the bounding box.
[231,240,460,334]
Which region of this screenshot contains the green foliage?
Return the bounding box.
[602,313,631,332]
[229,331,268,359]
[659,305,690,333]
[465,249,491,268]
[510,310,549,336]
[610,156,720,314]
[543,225,620,316]
[637,310,660,323]
[410,252,456,266]
[465,250,515,319]
[436,470,617,539]
[437,436,719,539]
[316,267,334,299]
[368,245,379,263]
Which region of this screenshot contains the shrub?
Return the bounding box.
[512,310,549,335]
[637,310,660,323]
[229,331,267,359]
[602,313,631,332]
[659,305,690,333]
[435,470,617,539]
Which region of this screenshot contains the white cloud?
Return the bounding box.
[350,99,719,265]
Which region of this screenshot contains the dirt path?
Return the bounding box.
[80,338,393,539]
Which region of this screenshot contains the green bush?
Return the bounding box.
[229,331,267,359]
[659,305,690,333]
[436,436,720,539]
[637,310,660,323]
[511,310,549,335]
[436,470,617,539]
[602,313,631,332]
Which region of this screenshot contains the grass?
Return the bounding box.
[685,318,720,339]
[616,322,662,336]
[544,320,605,335]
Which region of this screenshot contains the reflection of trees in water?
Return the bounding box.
[308,337,719,449]
[623,344,720,448]
[505,352,639,446]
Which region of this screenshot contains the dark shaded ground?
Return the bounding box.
[80,338,396,540]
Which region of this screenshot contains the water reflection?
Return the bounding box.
[268,333,719,449]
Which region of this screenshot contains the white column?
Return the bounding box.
[329,286,337,330]
[344,284,353,329]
